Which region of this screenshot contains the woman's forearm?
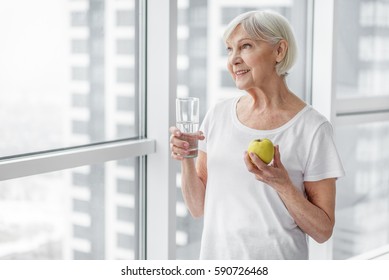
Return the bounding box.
[278,186,335,243]
[181,158,206,218]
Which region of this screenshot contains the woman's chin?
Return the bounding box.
[235,83,248,90]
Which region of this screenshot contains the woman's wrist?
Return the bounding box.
[277,182,299,199]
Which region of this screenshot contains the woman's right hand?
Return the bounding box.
[169,126,205,160]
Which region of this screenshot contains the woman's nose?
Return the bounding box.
[229,50,242,65]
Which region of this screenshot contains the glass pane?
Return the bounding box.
[0,158,139,259]
[0,0,138,158]
[175,0,309,259]
[333,121,389,259]
[335,0,389,97]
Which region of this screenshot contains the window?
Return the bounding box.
[334,121,389,259]
[117,39,135,55]
[0,0,138,158]
[116,10,135,27]
[0,0,152,260]
[332,0,389,259]
[72,39,89,54]
[0,160,141,260]
[335,0,389,98]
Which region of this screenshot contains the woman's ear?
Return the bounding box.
[275,40,288,63]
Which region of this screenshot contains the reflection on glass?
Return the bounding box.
[333,121,389,259]
[0,0,137,158]
[175,0,309,259]
[335,0,389,97]
[0,159,138,260]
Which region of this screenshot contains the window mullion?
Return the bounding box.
[0,139,155,181]
[146,0,177,260]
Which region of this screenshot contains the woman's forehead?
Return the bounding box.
[225,25,252,44]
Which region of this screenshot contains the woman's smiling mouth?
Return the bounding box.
[235,69,251,78]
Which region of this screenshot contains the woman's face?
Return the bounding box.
[226,25,278,90]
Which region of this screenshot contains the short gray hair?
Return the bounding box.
[223,10,297,76]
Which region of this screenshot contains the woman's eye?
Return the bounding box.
[242,43,251,49]
[226,47,232,54]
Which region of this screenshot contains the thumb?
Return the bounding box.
[196,131,205,140]
[273,145,284,168]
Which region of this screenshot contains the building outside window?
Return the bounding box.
[332,0,389,259]
[0,0,140,260]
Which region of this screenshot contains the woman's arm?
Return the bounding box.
[277,178,335,243]
[294,179,335,242]
[180,151,207,218]
[244,145,336,243]
[170,127,207,218]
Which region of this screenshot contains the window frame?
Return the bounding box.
[0,138,155,181]
[145,0,178,260]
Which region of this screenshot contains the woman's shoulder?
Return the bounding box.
[300,105,332,130]
[207,96,240,115]
[213,96,239,108]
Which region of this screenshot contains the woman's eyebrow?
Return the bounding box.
[226,37,253,45]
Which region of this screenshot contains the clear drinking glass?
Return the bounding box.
[176,97,200,158]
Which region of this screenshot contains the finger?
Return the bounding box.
[248,152,267,169]
[171,151,185,161]
[273,145,284,169]
[170,133,189,149]
[169,126,181,137]
[171,143,189,157]
[243,151,253,166]
[243,151,261,174]
[243,151,254,169]
[272,145,279,168]
[197,131,205,141]
[273,145,280,167]
[169,126,184,145]
[255,174,267,182]
[244,152,270,183]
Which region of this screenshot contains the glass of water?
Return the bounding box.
[176,97,200,158]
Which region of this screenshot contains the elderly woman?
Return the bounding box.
[170,10,344,259]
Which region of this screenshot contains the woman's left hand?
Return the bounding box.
[243,145,293,194]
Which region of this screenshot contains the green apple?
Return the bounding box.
[247,138,274,164]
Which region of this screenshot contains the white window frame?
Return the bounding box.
[145,0,178,260]
[309,0,336,260]
[0,139,155,181]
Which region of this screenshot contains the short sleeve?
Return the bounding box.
[304,121,345,181]
[198,107,212,153]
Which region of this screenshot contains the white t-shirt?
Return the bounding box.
[198,96,345,260]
